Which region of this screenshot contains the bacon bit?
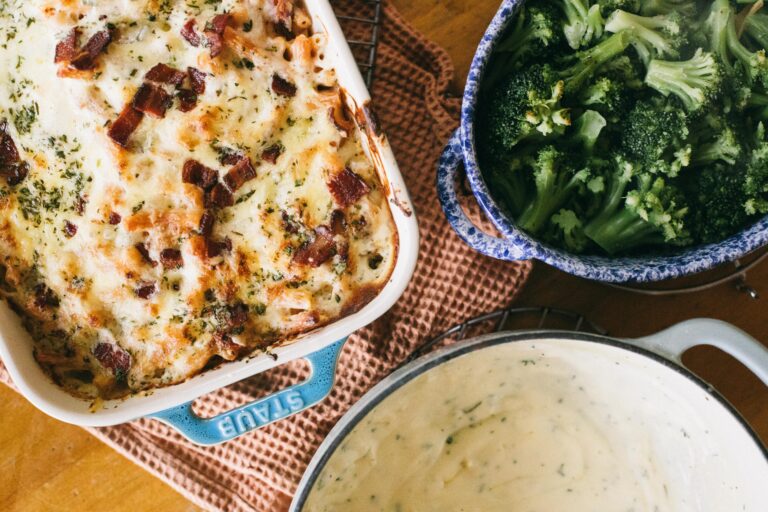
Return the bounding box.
[273,0,295,39]
[227,302,249,328]
[274,21,295,40]
[181,18,201,47]
[0,121,20,166]
[206,183,234,208]
[328,168,371,207]
[330,209,346,236]
[109,211,122,225]
[160,248,183,269]
[330,102,355,134]
[205,237,232,258]
[204,13,232,58]
[108,105,144,147]
[63,221,78,238]
[282,211,300,234]
[218,150,244,166]
[182,160,218,190]
[272,74,297,97]
[293,226,336,267]
[93,342,131,375]
[275,0,295,24]
[74,196,87,215]
[0,120,28,186]
[222,157,256,192]
[213,332,242,360]
[198,211,215,237]
[34,284,60,308]
[145,63,187,85]
[177,89,198,112]
[261,144,283,164]
[4,164,28,186]
[134,242,157,267]
[135,282,156,299]
[188,67,207,94]
[70,29,113,70]
[132,82,172,118]
[55,28,80,63]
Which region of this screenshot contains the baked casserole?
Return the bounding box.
[0,0,398,399]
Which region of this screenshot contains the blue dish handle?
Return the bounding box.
[436,130,530,261]
[148,338,346,445]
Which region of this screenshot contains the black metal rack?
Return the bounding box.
[333,0,383,87]
[407,307,607,363]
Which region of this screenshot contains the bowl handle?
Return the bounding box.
[436,129,531,261]
[628,319,768,386]
[147,339,346,445]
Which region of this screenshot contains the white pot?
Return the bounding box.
[292,319,768,511]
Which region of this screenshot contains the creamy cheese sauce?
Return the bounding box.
[304,339,760,512]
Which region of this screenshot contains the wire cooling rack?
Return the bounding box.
[332,0,383,87]
[406,307,607,363]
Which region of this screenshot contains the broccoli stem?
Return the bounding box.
[517,170,587,234]
[561,30,632,91]
[584,207,664,254]
[584,159,652,254]
[746,13,768,50]
[488,167,529,217]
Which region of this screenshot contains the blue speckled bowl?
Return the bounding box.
[437,0,768,283]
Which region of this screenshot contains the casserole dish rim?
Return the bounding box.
[291,326,768,510]
[0,0,420,427]
[455,0,768,283]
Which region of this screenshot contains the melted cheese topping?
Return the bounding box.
[0,0,397,399]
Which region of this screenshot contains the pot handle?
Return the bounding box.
[147,338,346,445]
[436,129,531,261]
[629,319,768,386]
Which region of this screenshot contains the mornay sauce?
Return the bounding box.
[303,339,761,512]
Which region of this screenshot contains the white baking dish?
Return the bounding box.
[0,1,419,432]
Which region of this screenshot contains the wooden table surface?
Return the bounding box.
[3,1,768,510]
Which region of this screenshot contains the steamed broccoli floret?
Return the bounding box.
[605,9,687,63]
[620,100,690,168]
[553,0,606,50]
[494,5,563,68]
[481,68,570,153]
[516,146,595,234]
[569,110,608,153]
[550,209,590,252]
[584,158,690,254]
[555,30,634,91]
[598,0,640,15]
[688,115,743,166]
[644,49,723,112]
[745,143,768,215]
[482,31,631,153]
[579,76,630,121]
[599,54,645,88]
[686,164,751,243]
[640,0,699,18]
[706,0,768,84]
